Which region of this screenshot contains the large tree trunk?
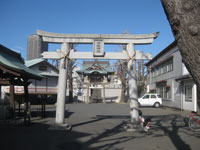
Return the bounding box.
[116,61,127,103]
[161,0,200,111]
[120,83,126,103]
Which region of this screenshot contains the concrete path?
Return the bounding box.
[0,103,199,150]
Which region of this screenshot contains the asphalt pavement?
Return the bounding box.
[0,103,199,150]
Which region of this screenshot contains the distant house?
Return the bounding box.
[25,58,81,103]
[1,58,59,104]
[146,41,199,111]
[25,58,59,94]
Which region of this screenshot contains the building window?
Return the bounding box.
[151,69,154,78]
[163,64,167,73]
[159,86,171,99]
[151,58,173,78]
[39,62,47,71]
[159,87,163,98]
[167,59,173,72]
[39,65,47,70]
[166,86,171,99]
[160,64,163,74]
[150,89,156,93]
[152,68,157,77]
[185,85,192,102]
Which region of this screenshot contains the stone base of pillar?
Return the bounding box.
[122,121,148,132]
[48,123,72,131]
[130,100,139,123]
[123,123,138,132]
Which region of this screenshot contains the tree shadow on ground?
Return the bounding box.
[71,115,130,128]
[144,114,200,150]
[1,113,200,150]
[82,121,142,150]
[74,114,200,150]
[0,115,142,150]
[71,115,144,150]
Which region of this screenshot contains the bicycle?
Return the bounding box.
[138,110,151,132]
[188,111,200,131]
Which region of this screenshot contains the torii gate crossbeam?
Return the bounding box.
[42,50,152,60]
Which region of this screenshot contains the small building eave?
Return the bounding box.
[175,74,192,82]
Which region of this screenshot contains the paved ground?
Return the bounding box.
[0,103,200,150]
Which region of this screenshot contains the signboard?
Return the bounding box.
[93,40,104,56]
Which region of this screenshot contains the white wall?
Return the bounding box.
[182,63,190,75]
[182,80,197,111]
[75,87,122,103]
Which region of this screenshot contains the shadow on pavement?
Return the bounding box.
[1,112,200,150]
[144,114,200,150]
[0,122,89,150]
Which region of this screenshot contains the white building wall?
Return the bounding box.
[182,63,190,75]
[105,88,121,103]
[74,84,122,103]
[27,62,59,94]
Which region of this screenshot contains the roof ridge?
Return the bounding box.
[25,58,45,67]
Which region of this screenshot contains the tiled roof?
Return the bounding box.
[0,44,42,80]
[25,58,45,67]
[77,61,114,74]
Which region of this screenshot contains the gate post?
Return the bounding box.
[55,42,69,124]
[86,84,90,103]
[127,43,139,123]
[103,84,106,103]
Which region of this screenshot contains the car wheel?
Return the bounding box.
[154,102,160,108]
[138,102,141,107]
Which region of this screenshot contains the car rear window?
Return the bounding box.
[151,95,156,98]
[157,95,161,98]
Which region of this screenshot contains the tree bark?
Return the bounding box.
[161,0,200,111]
[115,61,127,103]
[120,84,126,103]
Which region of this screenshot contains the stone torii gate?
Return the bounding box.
[37,30,159,125]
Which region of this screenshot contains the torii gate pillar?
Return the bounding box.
[127,43,139,123]
[55,43,69,124]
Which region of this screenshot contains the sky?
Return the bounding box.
[0,0,175,62]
